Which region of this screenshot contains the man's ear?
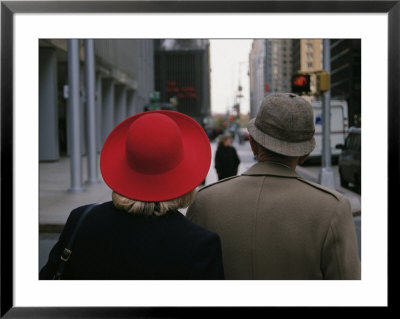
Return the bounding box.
[249,136,258,156]
[298,154,310,165]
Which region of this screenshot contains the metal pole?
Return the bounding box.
[319,39,336,190]
[67,39,84,193]
[96,73,103,152]
[84,39,99,184]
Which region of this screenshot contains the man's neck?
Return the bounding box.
[257,154,298,170]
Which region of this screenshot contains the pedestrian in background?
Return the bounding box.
[215,134,241,180]
[40,111,224,280]
[187,93,361,280]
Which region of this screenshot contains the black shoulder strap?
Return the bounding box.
[53,203,98,279]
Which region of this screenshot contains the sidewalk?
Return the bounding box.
[39,140,361,231]
[39,155,110,230]
[295,166,361,216]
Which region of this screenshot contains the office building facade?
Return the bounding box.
[330,39,361,127]
[249,39,294,118]
[154,39,211,125]
[39,39,155,162]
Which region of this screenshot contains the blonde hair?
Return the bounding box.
[112,189,196,216]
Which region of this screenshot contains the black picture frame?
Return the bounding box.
[1,1,396,317]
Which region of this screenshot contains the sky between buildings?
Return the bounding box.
[209,39,253,116]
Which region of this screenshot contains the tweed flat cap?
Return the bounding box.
[247,93,316,156]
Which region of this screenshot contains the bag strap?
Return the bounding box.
[53,203,98,279]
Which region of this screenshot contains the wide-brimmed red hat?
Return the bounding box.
[100,110,211,202]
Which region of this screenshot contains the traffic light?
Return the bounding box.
[291,74,310,94]
[317,71,330,92]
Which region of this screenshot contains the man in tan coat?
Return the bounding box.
[187,93,361,280]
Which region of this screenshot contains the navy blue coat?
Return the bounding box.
[40,201,224,280]
[215,145,240,180]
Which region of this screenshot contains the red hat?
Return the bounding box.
[100,110,211,202]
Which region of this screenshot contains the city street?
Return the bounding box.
[37,38,362,275]
[39,138,361,271]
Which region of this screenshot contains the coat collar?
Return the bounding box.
[241,161,301,178]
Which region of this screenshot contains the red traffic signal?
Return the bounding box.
[291,74,310,94]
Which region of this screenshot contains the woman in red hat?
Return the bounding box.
[40,111,224,280]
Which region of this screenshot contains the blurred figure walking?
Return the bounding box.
[215,134,240,180]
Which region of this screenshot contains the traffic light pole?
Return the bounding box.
[318,39,336,190]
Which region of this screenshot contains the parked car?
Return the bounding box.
[336,127,361,193]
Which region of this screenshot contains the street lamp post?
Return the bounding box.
[318,39,336,190]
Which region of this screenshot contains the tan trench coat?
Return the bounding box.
[187,161,361,280]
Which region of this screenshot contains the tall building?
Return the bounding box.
[154,39,211,125]
[249,39,266,119]
[249,39,294,118]
[330,39,361,127]
[39,39,155,162]
[265,39,293,93]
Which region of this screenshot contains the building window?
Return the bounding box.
[307,62,313,69]
[306,43,313,50]
[306,53,313,59]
